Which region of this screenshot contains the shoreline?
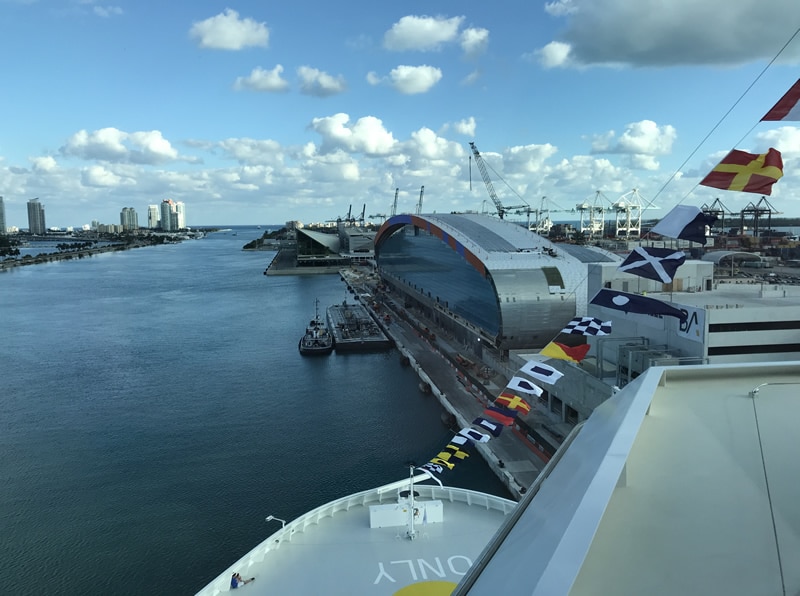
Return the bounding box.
[1,243,137,271]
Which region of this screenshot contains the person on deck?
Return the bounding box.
[230,573,255,589]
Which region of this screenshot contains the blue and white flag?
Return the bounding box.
[449,434,472,447]
[519,360,564,385]
[458,427,491,443]
[472,417,504,437]
[650,205,717,246]
[618,246,686,283]
[506,376,544,397]
[590,289,687,322]
[560,316,611,336]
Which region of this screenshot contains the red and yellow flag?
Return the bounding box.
[540,341,590,364]
[495,393,532,415]
[699,148,783,195]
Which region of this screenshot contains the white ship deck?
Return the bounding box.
[196,476,516,596]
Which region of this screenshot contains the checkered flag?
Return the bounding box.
[560,316,611,336]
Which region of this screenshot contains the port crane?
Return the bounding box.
[416,186,424,215]
[468,141,530,219]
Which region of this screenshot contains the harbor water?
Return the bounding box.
[0,227,510,596]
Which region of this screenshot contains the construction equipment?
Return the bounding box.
[701,198,734,232]
[391,188,398,217]
[576,191,608,239]
[468,141,529,219]
[416,186,424,215]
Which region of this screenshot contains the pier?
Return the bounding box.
[338,267,545,500]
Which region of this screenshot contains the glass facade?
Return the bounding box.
[377,222,577,350]
[379,226,501,335]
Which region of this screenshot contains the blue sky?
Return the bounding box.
[1,0,800,228]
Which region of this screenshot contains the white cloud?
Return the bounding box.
[383,15,464,51]
[234,66,290,92]
[128,131,179,164]
[388,65,442,94]
[81,165,123,187]
[591,120,676,169]
[504,144,560,174]
[460,27,489,58]
[30,156,58,172]
[93,5,122,17]
[61,128,128,161]
[533,41,574,69]
[217,138,284,166]
[756,126,800,158]
[544,0,578,16]
[310,114,397,155]
[453,117,476,137]
[461,70,481,86]
[189,9,269,50]
[537,0,800,67]
[297,66,346,97]
[366,71,382,86]
[60,127,182,165]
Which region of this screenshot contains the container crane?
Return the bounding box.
[468,141,529,219]
[391,188,398,217]
[416,186,424,215]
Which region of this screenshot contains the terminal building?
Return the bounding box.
[374,213,619,354]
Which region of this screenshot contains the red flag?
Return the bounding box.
[483,406,517,426]
[699,148,783,195]
[762,80,800,121]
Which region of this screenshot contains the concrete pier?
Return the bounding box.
[339,268,545,500]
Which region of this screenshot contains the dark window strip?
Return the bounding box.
[708,343,800,356]
[709,320,800,333]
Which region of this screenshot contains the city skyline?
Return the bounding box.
[3,197,188,233]
[1,2,800,226]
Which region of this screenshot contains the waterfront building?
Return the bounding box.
[120,207,139,231]
[374,213,618,354]
[0,196,6,234]
[147,205,159,229]
[158,199,185,231]
[175,201,186,229]
[160,199,176,231]
[294,227,350,269]
[26,198,46,235]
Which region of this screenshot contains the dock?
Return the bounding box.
[337,266,545,499]
[326,300,393,352]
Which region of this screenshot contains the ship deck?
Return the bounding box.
[196,477,515,596]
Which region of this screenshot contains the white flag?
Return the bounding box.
[519,360,564,385]
[506,376,543,397]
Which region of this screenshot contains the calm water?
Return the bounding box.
[0,227,509,595]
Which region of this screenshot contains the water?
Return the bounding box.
[0,227,510,595]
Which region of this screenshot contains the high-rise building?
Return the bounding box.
[160,199,175,231]
[175,201,186,229]
[147,205,160,229]
[158,199,187,231]
[0,196,6,235]
[27,198,46,235]
[120,207,139,231]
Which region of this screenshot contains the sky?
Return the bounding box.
[1,0,800,229]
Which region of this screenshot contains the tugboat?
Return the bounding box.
[298,298,334,356]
